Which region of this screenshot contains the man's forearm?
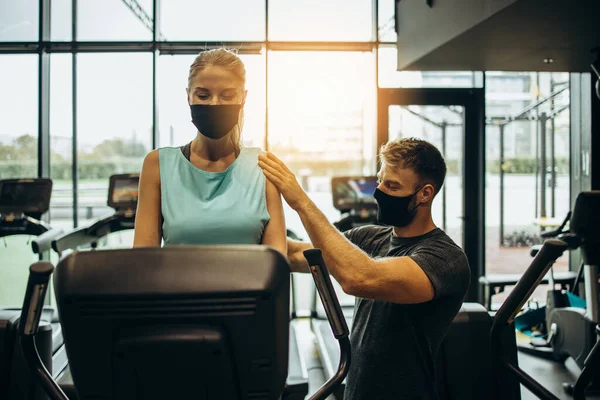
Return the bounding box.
[287,239,312,273]
[295,201,374,290]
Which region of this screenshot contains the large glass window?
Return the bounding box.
[50,54,74,231]
[77,0,153,41]
[158,53,265,149]
[0,0,38,41]
[161,0,265,41]
[0,54,38,178]
[268,0,373,41]
[76,53,152,229]
[268,51,377,310]
[485,71,571,307]
[51,0,72,41]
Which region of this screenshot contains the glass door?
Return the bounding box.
[378,88,485,303]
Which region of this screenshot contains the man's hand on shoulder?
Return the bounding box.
[258,151,312,211]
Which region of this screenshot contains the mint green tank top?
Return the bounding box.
[158,147,271,246]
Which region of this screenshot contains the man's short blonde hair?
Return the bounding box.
[379,137,447,194]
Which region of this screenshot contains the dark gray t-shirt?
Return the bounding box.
[342,225,470,400]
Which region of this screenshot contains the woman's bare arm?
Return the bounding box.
[261,180,287,256]
[133,150,162,247]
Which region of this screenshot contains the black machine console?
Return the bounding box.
[0,179,58,248]
[331,176,378,232]
[0,178,53,219]
[107,173,139,211]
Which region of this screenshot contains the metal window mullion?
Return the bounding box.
[264,0,269,151]
[38,0,51,179]
[72,0,79,227]
[152,0,160,149]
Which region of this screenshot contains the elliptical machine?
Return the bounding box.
[517,211,586,360]
[18,246,350,400]
[492,191,600,399]
[572,49,600,399]
[551,192,600,395]
[50,173,139,257]
[0,178,66,400]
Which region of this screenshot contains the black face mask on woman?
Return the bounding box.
[190,104,241,139]
[373,187,422,227]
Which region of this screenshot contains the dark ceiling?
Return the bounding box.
[396,0,600,72]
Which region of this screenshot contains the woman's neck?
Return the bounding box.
[192,134,235,161]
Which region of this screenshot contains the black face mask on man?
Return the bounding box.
[373,187,422,227]
[190,104,241,139]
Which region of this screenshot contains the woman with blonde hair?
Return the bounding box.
[134,48,286,255]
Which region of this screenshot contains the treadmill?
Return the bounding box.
[50,174,310,400]
[0,178,67,400]
[311,176,522,400]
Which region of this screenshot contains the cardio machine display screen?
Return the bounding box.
[0,179,53,215]
[108,174,139,210]
[331,176,378,211]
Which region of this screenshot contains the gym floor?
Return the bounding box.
[517,352,595,400]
